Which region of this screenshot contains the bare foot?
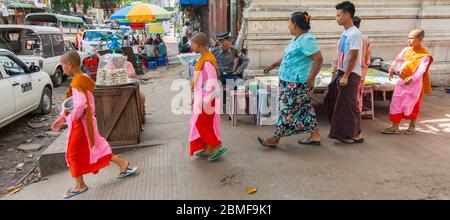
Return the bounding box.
[266,136,279,145]
[119,161,130,173]
[308,132,321,142]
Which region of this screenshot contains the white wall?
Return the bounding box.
[242,0,450,86]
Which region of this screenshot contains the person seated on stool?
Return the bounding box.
[178,36,192,54]
[139,38,156,62]
[211,32,249,89]
[154,39,167,58]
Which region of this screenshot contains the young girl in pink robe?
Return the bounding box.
[189,33,228,161]
[52,51,138,199]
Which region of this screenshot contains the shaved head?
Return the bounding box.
[61,51,81,67]
[410,29,425,41]
[191,32,210,48]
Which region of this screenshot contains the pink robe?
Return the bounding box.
[62,88,112,167]
[189,62,221,153]
[389,54,432,116]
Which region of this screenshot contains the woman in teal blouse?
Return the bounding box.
[258,11,323,147]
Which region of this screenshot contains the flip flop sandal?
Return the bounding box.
[404,129,416,135]
[298,139,321,145]
[257,137,278,148]
[118,166,138,179]
[63,188,88,199]
[340,138,356,144]
[351,138,365,144]
[208,147,228,162]
[382,128,401,135]
[195,149,211,157]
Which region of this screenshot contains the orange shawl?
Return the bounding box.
[192,51,219,90]
[401,47,433,94]
[66,73,96,147]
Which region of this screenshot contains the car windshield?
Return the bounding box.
[83,31,111,41]
[0,55,25,76]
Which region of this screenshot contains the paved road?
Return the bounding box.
[5,54,450,200]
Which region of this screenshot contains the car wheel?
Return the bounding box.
[36,87,52,115]
[51,68,63,87]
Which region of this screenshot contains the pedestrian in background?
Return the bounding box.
[189,33,228,161]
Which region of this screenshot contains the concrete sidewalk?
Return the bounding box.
[5,63,450,200]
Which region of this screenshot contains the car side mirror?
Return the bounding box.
[28,64,40,73]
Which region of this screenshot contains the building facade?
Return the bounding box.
[241,0,450,86]
[179,0,244,38]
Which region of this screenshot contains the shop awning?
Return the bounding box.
[180,0,208,5]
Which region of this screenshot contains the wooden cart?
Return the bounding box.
[94,82,143,146]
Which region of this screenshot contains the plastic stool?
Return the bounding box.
[256,89,279,126]
[361,86,375,120]
[156,57,167,65]
[147,61,157,70]
[229,89,255,126]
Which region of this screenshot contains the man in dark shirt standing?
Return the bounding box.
[211,32,249,87]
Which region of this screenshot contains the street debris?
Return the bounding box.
[7,185,23,195]
[17,144,43,153]
[27,122,48,129]
[16,163,25,171]
[45,131,61,137]
[221,175,240,186]
[246,186,257,194]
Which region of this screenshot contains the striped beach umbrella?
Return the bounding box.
[110,2,171,22]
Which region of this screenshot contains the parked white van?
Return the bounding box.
[0,25,67,87]
[0,49,53,129]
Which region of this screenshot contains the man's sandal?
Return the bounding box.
[341,138,364,144]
